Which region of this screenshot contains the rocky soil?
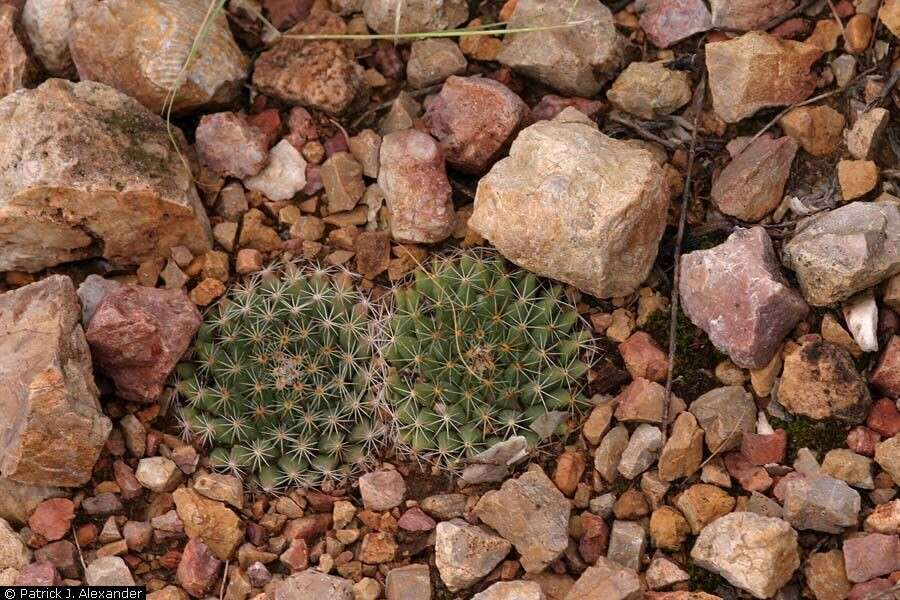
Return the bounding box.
[1,0,900,599]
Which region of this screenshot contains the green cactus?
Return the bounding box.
[175,264,386,492]
[383,252,592,469]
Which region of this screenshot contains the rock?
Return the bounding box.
[253,13,366,115]
[407,39,467,89]
[193,473,243,510]
[85,284,200,403]
[831,54,858,88]
[473,581,545,600]
[876,434,900,484]
[675,484,736,534]
[578,512,610,563]
[385,564,430,600]
[189,278,225,306]
[881,0,900,35]
[782,475,861,533]
[122,521,152,550]
[842,533,900,583]
[378,129,455,244]
[691,512,799,599]
[321,152,365,213]
[680,227,807,368]
[244,140,308,202]
[872,336,900,399]
[606,520,645,571]
[497,0,623,97]
[85,556,135,586]
[659,412,704,482]
[650,506,691,550]
[805,550,852,600]
[76,274,121,325]
[355,231,390,280]
[358,532,397,564]
[459,436,529,485]
[614,378,666,424]
[279,539,308,571]
[421,493,466,520]
[706,32,822,123]
[710,0,795,30]
[553,449,586,497]
[595,425,629,482]
[358,470,405,511]
[846,108,889,160]
[470,112,669,299]
[778,337,871,423]
[27,498,74,542]
[475,468,569,573]
[173,488,244,561]
[843,292,879,353]
[0,276,111,487]
[782,201,900,306]
[564,557,642,600]
[135,457,182,492]
[195,113,269,179]
[362,0,467,33]
[177,539,222,598]
[21,0,88,77]
[0,80,211,272]
[424,75,528,174]
[639,0,711,48]
[607,61,691,120]
[0,4,36,98]
[690,386,756,453]
[235,248,263,274]
[618,424,663,479]
[838,160,879,201]
[866,499,900,533]
[0,518,30,569]
[646,556,689,590]
[741,430,787,466]
[69,0,247,113]
[435,519,511,591]
[778,105,845,156]
[618,332,669,382]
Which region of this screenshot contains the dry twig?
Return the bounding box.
[607,113,681,150]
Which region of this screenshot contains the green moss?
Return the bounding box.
[642,309,724,400]
[768,416,847,463]
[100,110,169,175]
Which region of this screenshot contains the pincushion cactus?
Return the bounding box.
[383,253,592,468]
[175,264,386,491]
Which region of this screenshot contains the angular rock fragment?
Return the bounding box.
[689,386,756,453]
[363,0,467,34]
[659,412,704,482]
[173,488,245,561]
[782,475,861,533]
[607,61,692,120]
[406,38,467,89]
[435,519,511,592]
[640,0,711,49]
[0,4,37,98]
[872,336,900,399]
[21,0,87,77]
[565,557,642,600]
[195,112,269,179]
[779,105,845,156]
[710,0,795,30]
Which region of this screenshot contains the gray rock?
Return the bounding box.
[0,479,66,526]
[76,275,121,325]
[0,79,212,273]
[782,475,861,533]
[689,386,756,453]
[475,468,570,573]
[460,436,529,485]
[275,571,353,600]
[407,39,467,89]
[594,426,629,483]
[564,557,642,600]
[435,519,511,592]
[617,424,663,479]
[497,0,624,96]
[385,564,431,600]
[690,512,800,599]
[606,520,645,572]
[0,276,111,487]
[363,0,468,34]
[0,518,30,570]
[85,556,135,586]
[782,201,900,306]
[473,581,545,600]
[470,111,669,299]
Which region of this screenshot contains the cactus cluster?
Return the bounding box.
[383,253,591,468]
[175,264,386,491]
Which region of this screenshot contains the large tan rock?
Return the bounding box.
[21,0,94,77]
[0,4,37,98]
[69,0,247,114]
[710,0,795,31]
[706,32,822,123]
[470,111,669,299]
[0,478,66,526]
[363,0,468,34]
[0,79,211,273]
[0,276,111,487]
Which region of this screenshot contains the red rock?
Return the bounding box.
[711,0,795,31]
[195,112,269,179]
[285,106,319,149]
[530,95,604,122]
[303,164,323,195]
[741,430,787,466]
[372,42,403,79]
[28,498,75,542]
[247,108,282,148]
[553,449,586,497]
[34,540,78,578]
[618,331,669,382]
[679,227,808,369]
[849,578,893,600]
[177,539,222,598]
[263,0,312,30]
[724,452,774,492]
[113,460,143,500]
[578,512,609,564]
[423,75,528,174]
[843,533,900,583]
[283,514,332,541]
[324,133,349,158]
[397,507,436,532]
[872,336,900,399]
[85,284,201,403]
[378,129,455,244]
[848,426,881,457]
[279,538,309,571]
[639,0,712,48]
[15,561,60,586]
[770,17,810,38]
[711,136,798,222]
[868,398,900,437]
[76,523,98,547]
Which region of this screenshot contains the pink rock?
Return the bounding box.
[618,331,669,382]
[283,514,332,541]
[711,136,799,222]
[28,498,75,542]
[263,0,313,30]
[613,378,665,424]
[398,507,436,532]
[849,578,893,600]
[579,512,609,564]
[372,42,403,79]
[304,164,323,195]
[324,133,349,157]
[113,460,143,500]
[773,471,804,502]
[177,539,222,598]
[195,112,269,179]
[279,538,309,571]
[34,541,78,578]
[843,533,900,583]
[741,430,787,465]
[640,0,712,48]
[123,521,153,551]
[247,109,282,148]
[378,129,455,244]
[15,561,61,586]
[530,95,604,122]
[285,106,319,150]
[770,17,811,39]
[868,397,900,437]
[711,0,796,31]
[424,75,528,174]
[724,452,774,492]
[360,470,406,511]
[680,227,808,369]
[86,284,201,403]
[871,336,900,399]
[848,426,880,457]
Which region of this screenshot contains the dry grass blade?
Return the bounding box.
[279,19,591,41]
